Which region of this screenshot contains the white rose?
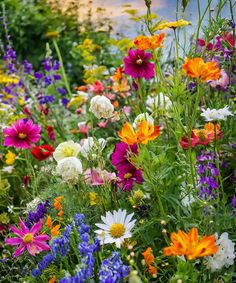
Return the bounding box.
[207,232,235,272]
[56,157,83,184]
[133,112,154,128]
[89,95,114,119]
[80,137,106,159]
[53,140,81,162]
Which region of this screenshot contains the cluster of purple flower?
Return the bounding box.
[99,252,130,283]
[32,213,100,282]
[25,200,50,228]
[197,151,219,199]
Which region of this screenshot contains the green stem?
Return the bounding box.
[53,39,72,98]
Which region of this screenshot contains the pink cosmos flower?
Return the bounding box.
[3,119,41,149]
[5,218,50,257]
[98,120,109,128]
[123,49,155,80]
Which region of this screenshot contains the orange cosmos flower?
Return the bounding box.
[112,67,123,82]
[118,122,138,145]
[134,33,165,50]
[163,227,218,260]
[136,121,160,144]
[118,121,160,145]
[142,247,157,275]
[112,78,130,93]
[182,57,221,82]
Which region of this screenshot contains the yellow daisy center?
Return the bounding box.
[136,58,143,65]
[109,223,126,238]
[23,233,34,243]
[124,172,132,179]
[62,147,75,157]
[18,132,27,139]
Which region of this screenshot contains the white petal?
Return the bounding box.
[95,223,110,231]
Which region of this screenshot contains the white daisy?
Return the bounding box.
[201,106,234,121]
[95,209,136,248]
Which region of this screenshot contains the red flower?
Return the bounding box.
[31,144,55,161]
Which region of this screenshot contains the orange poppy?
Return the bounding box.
[118,122,137,145]
[163,227,218,260]
[112,78,130,93]
[51,224,61,237]
[45,215,52,229]
[58,210,64,220]
[48,275,56,283]
[142,247,157,275]
[54,196,64,210]
[182,57,221,82]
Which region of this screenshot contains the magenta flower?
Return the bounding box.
[5,218,50,257]
[117,167,143,191]
[3,119,41,149]
[111,142,143,191]
[123,49,155,80]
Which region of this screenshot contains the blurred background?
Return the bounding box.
[0,0,231,85]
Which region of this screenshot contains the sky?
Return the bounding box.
[86,0,232,37]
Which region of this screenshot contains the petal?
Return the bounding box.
[33,240,50,252]
[10,225,24,237]
[34,234,50,241]
[30,219,42,235]
[5,238,23,246]
[13,244,26,257]
[95,223,110,231]
[19,218,29,234]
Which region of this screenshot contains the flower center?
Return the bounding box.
[18,132,27,139]
[196,130,207,141]
[124,172,132,179]
[23,233,34,243]
[109,223,126,238]
[63,147,75,157]
[136,58,143,65]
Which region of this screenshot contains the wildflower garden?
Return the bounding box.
[0,0,236,282]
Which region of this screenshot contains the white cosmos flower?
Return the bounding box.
[95,209,136,248]
[89,95,114,119]
[146,92,172,112]
[80,137,106,159]
[201,106,234,121]
[133,112,154,128]
[56,157,83,184]
[207,232,235,272]
[53,140,81,162]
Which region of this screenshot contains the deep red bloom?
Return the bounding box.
[47,126,56,141]
[31,144,55,161]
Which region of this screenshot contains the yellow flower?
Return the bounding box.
[5,151,16,165]
[18,96,25,106]
[154,19,191,30]
[89,192,100,206]
[45,31,60,39]
[0,74,19,84]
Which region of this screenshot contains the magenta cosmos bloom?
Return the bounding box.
[3,119,41,149]
[5,218,50,257]
[111,141,143,191]
[123,49,155,80]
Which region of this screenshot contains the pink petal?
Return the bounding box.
[27,243,40,256]
[30,219,42,235]
[5,237,23,246]
[19,218,29,233]
[34,234,50,241]
[13,244,26,257]
[33,240,50,252]
[10,225,24,237]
